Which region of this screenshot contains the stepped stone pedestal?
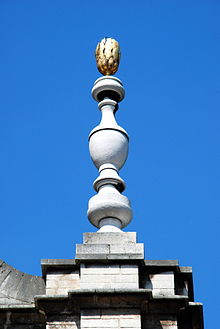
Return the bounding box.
[32,232,204,329]
[0,234,204,329]
[76,232,144,260]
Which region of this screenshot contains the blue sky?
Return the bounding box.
[0,1,219,327]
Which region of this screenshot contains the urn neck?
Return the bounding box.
[98,99,118,127]
[98,218,122,232]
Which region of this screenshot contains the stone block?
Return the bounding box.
[82,318,119,328]
[81,264,120,275]
[76,236,144,260]
[113,282,138,289]
[47,316,79,329]
[107,253,143,260]
[81,309,101,318]
[149,272,174,293]
[149,272,174,281]
[46,280,80,289]
[81,274,137,284]
[101,309,139,318]
[80,282,112,289]
[109,243,143,255]
[152,288,175,296]
[47,273,79,281]
[150,279,174,289]
[83,232,137,244]
[144,260,178,267]
[76,253,108,260]
[119,318,141,327]
[120,265,138,274]
[80,263,139,290]
[81,309,141,329]
[80,281,139,290]
[46,271,80,295]
[46,287,80,295]
[142,315,177,329]
[47,324,77,329]
[76,244,110,255]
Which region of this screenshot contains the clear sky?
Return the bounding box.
[0,1,219,328]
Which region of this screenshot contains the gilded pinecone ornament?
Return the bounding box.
[95,38,120,75]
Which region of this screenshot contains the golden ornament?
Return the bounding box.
[95,38,120,75]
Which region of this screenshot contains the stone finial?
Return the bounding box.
[87,41,132,232]
[95,38,120,76]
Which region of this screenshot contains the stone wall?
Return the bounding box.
[80,264,138,290]
[142,314,177,329]
[47,315,79,329]
[46,271,80,295]
[81,309,141,329]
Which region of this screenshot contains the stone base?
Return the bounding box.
[76,232,144,260]
[35,257,204,329]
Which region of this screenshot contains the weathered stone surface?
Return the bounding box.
[75,253,109,260]
[110,243,143,255]
[0,260,45,306]
[76,244,110,255]
[35,289,152,312]
[0,305,45,329]
[142,314,177,329]
[179,266,192,273]
[121,264,137,274]
[76,243,144,260]
[81,308,141,329]
[147,272,175,297]
[83,232,137,244]
[76,232,144,260]
[107,253,143,260]
[144,260,179,267]
[81,264,120,275]
[0,256,203,329]
[47,315,79,329]
[46,272,80,296]
[80,263,139,290]
[80,282,138,290]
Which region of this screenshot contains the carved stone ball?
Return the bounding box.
[95,38,120,76]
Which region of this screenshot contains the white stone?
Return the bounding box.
[89,129,128,171]
[91,76,125,103]
[81,309,101,318]
[46,271,80,295]
[152,288,175,296]
[46,280,80,288]
[101,309,139,318]
[80,274,137,284]
[109,244,144,256]
[87,185,132,229]
[143,315,177,329]
[113,282,138,289]
[82,319,118,328]
[149,272,174,281]
[47,273,79,281]
[47,318,79,329]
[83,232,137,244]
[81,264,120,275]
[76,244,109,254]
[119,318,141,327]
[120,265,138,274]
[150,272,174,291]
[88,77,132,232]
[81,308,141,329]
